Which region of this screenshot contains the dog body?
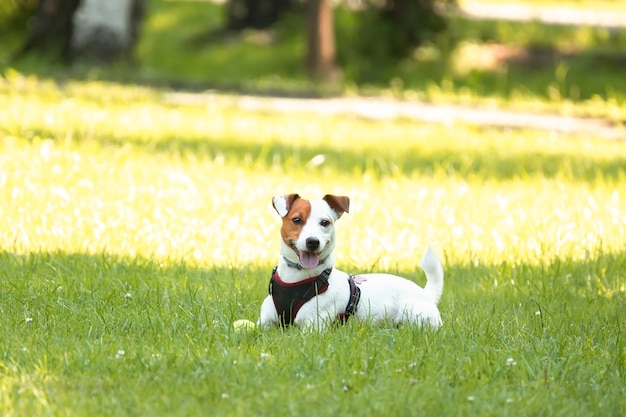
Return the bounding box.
[258,194,444,331]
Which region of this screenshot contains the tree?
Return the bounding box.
[379,0,450,58]
[72,0,146,62]
[13,0,80,61]
[225,0,293,31]
[306,0,337,82]
[14,0,145,63]
[217,0,337,83]
[340,0,453,62]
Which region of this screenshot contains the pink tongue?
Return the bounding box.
[299,252,320,269]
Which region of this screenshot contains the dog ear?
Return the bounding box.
[323,194,350,219]
[272,194,300,217]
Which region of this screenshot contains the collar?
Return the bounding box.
[283,256,329,270]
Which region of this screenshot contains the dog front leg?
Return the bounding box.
[258,296,279,330]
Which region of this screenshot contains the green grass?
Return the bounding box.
[1,74,625,416]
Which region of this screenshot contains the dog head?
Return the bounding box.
[272,194,350,269]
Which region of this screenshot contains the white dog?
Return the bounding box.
[258,194,444,331]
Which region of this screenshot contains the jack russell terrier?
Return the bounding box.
[258,194,444,330]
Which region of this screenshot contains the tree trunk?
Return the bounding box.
[13,0,80,61]
[71,0,145,62]
[306,0,337,82]
[14,0,145,63]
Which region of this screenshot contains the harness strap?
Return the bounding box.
[269,267,331,327]
[268,268,362,327]
[338,275,361,323]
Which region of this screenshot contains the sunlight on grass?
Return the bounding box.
[2,76,625,269]
[1,75,625,417]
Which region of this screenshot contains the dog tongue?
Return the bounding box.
[299,251,320,269]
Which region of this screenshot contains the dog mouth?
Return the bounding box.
[290,244,320,269]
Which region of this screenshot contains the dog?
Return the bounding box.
[258,194,444,331]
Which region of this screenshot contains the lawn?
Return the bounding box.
[1,0,625,415]
[0,72,625,416]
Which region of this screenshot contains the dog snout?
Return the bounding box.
[305,237,320,252]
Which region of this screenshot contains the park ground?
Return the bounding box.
[0,1,625,416]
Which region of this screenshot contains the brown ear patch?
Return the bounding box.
[323,194,350,218]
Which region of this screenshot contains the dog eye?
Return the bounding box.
[291,217,303,225]
[320,219,331,227]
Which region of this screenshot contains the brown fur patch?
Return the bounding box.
[280,198,311,247]
[323,195,350,217]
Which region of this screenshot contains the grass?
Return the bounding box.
[1,73,625,416]
[0,1,625,414]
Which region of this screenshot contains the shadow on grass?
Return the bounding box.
[162,136,626,182]
[5,32,626,104]
[337,16,626,106]
[26,128,625,183]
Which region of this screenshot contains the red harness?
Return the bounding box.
[269,267,361,327]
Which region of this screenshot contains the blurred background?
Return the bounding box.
[1,0,625,124]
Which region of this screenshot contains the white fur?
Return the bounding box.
[259,196,444,331]
[271,195,290,218]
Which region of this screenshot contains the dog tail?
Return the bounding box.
[420,246,444,304]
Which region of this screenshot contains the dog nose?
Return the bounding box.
[305,237,320,251]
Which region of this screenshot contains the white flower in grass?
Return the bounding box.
[25,317,33,323]
[535,310,541,316]
[260,352,270,361]
[221,393,230,399]
[124,292,132,299]
[506,357,517,366]
[467,396,476,401]
[115,350,126,359]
